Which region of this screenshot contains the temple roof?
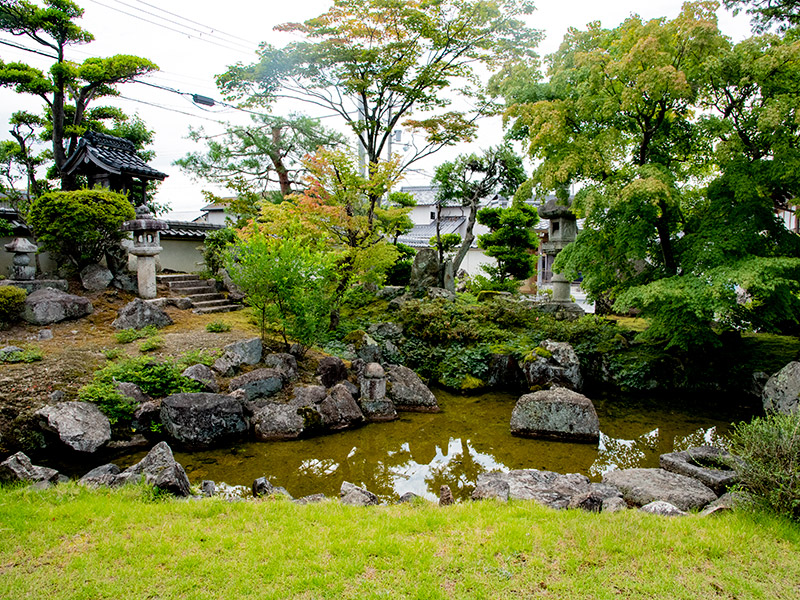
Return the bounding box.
[62,131,168,181]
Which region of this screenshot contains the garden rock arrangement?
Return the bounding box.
[22,287,93,325]
[112,297,173,329]
[658,446,738,495]
[34,401,111,453]
[522,340,583,391]
[601,468,718,512]
[160,393,249,448]
[761,361,800,415]
[510,387,600,443]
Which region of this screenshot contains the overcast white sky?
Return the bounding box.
[0,1,753,219]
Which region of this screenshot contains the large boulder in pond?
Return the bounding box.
[602,468,717,511]
[0,451,60,484]
[471,469,622,511]
[35,401,111,453]
[228,368,286,400]
[521,340,582,391]
[251,402,306,441]
[160,393,248,448]
[762,361,800,415]
[114,441,190,496]
[510,388,599,443]
[112,297,172,330]
[316,383,364,430]
[386,365,439,412]
[212,337,262,376]
[22,287,93,325]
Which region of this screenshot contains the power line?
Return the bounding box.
[0,38,57,59]
[130,0,258,48]
[84,0,256,58]
[116,94,226,123]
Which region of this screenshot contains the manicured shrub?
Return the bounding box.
[726,411,800,521]
[91,357,204,398]
[0,286,26,326]
[28,188,136,270]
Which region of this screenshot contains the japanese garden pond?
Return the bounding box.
[108,389,756,502]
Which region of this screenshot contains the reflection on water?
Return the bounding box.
[115,389,753,502]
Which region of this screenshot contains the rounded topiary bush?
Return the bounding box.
[28,188,136,270]
[0,286,26,327]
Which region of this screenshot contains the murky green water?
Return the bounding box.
[114,389,755,502]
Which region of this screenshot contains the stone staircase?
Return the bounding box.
[157,274,243,314]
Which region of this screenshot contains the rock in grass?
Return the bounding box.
[35,401,111,453]
[0,451,60,484]
[114,441,190,497]
[659,446,737,495]
[112,297,172,330]
[79,463,120,487]
[639,501,687,517]
[510,388,600,443]
[602,468,717,512]
[340,481,379,506]
[23,287,93,325]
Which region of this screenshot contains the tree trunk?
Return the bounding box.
[452,192,480,275]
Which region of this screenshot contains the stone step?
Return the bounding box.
[191,299,233,309]
[193,304,243,315]
[187,293,225,302]
[157,274,200,284]
[166,279,214,290]
[168,284,217,295]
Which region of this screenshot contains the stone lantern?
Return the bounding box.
[4,237,37,281]
[537,199,583,319]
[121,205,168,299]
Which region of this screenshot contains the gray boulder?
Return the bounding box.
[640,501,687,517]
[79,463,120,487]
[116,381,150,404]
[252,403,306,441]
[0,346,24,360]
[358,362,397,422]
[252,476,292,499]
[133,400,161,433]
[522,339,582,391]
[659,446,737,495]
[510,388,600,443]
[262,353,299,379]
[340,481,379,506]
[567,484,624,512]
[181,364,220,393]
[112,298,172,330]
[487,354,527,391]
[35,401,111,453]
[220,268,246,301]
[80,264,113,291]
[212,337,262,376]
[317,383,364,430]
[602,496,629,513]
[160,393,248,447]
[23,287,93,325]
[602,468,717,511]
[0,451,60,484]
[114,441,191,497]
[762,361,800,415]
[228,368,285,400]
[385,365,439,412]
[316,356,349,388]
[368,322,403,340]
[471,469,619,511]
[409,248,439,296]
[294,493,328,505]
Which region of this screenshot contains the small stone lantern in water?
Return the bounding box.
[121,205,167,299]
[4,237,38,281]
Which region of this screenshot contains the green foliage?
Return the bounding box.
[77,382,136,425]
[437,344,492,390]
[476,199,539,284]
[0,285,26,326]
[202,228,236,277]
[206,320,232,333]
[225,227,336,354]
[727,411,800,521]
[28,189,135,269]
[176,348,219,369]
[138,337,163,353]
[114,325,159,344]
[101,347,123,361]
[90,357,204,398]
[0,346,42,363]
[385,242,416,287]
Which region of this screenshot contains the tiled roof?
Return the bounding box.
[161,220,223,239]
[62,131,168,180]
[397,216,469,248]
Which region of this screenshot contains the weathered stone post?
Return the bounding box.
[4,237,37,281]
[121,206,167,300]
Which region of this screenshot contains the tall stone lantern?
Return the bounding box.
[538,199,583,319]
[121,206,167,299]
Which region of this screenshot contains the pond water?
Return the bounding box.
[113,389,756,502]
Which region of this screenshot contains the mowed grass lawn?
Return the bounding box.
[1,483,798,600]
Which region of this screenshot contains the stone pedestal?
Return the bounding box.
[135,253,159,299]
[551,272,571,303]
[121,206,168,300]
